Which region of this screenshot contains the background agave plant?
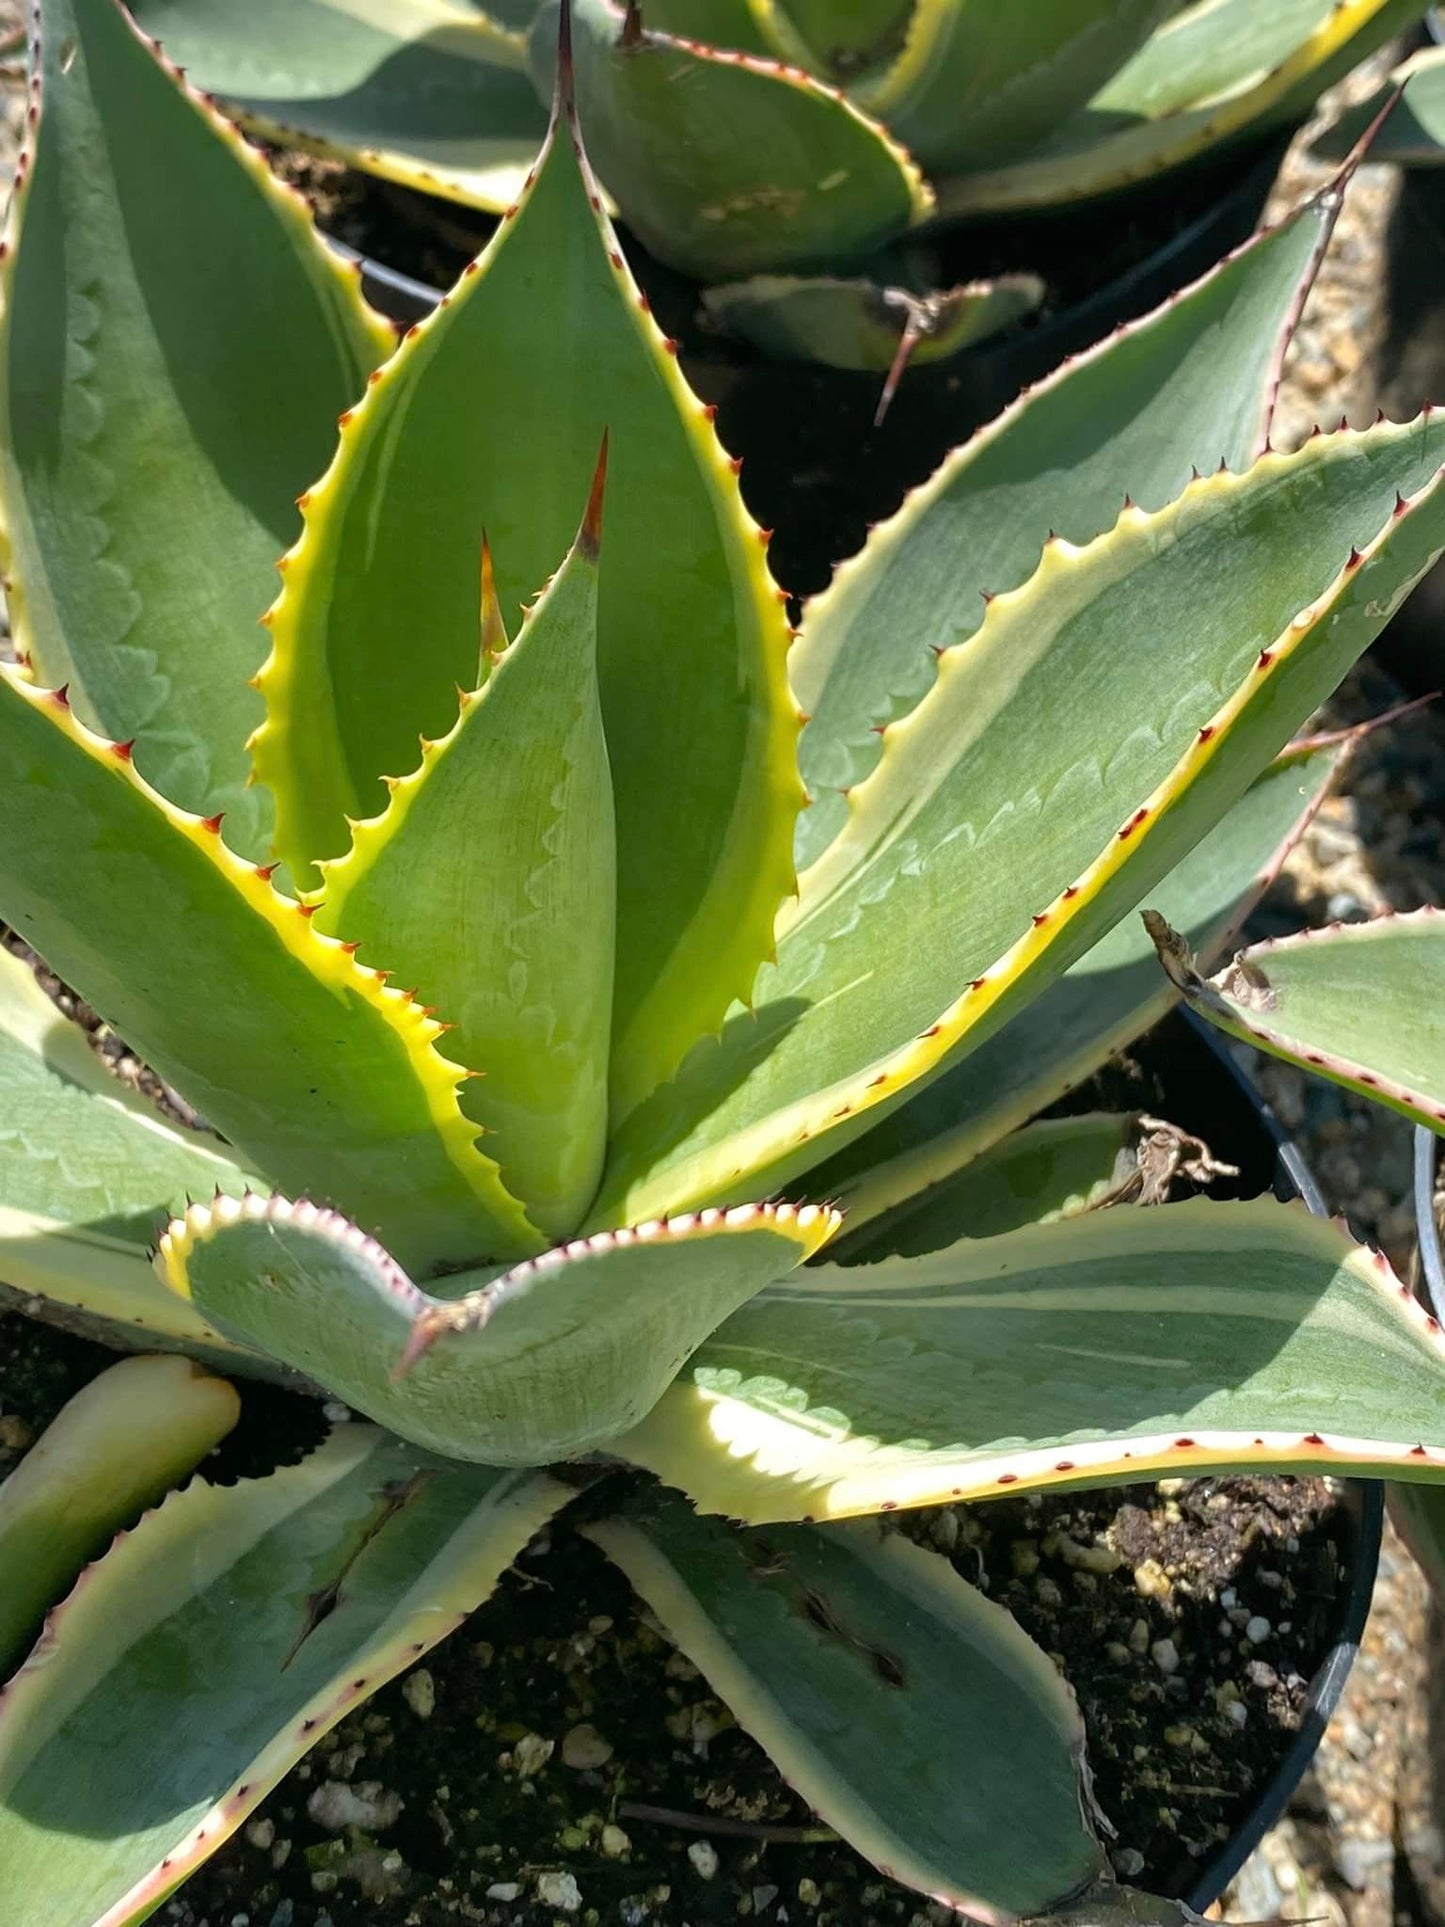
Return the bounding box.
[124,0,1432,374]
[8,1,1445,1923]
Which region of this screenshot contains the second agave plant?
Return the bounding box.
[4,1,1445,1924]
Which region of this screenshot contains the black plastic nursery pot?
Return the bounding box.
[0,1012,1382,1925]
[334,132,1287,600]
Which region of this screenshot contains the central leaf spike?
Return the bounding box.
[315,448,616,1241]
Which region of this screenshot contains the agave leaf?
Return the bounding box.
[0,670,539,1273]
[640,0,780,54]
[1313,46,1445,163]
[598,424,1445,1226]
[0,1355,239,1675]
[1156,907,1445,1132]
[830,1111,1138,1265]
[1389,1480,1445,1597]
[806,735,1345,1232]
[254,59,799,1123]
[0,940,267,1363]
[937,0,1422,215]
[614,1197,1445,1524]
[0,0,388,862]
[792,189,1340,871]
[756,0,913,78]
[129,0,548,213]
[160,1193,839,1464]
[854,0,1171,176]
[530,0,931,280]
[316,465,613,1239]
[701,272,1043,373]
[585,1495,1107,1917]
[0,1426,569,1927]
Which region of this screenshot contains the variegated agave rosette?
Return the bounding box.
[2,2,1445,1924]
[119,0,1432,375]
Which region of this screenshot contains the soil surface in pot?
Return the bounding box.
[0,1315,1350,1927]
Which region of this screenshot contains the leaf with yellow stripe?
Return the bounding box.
[253,55,799,1123]
[595,420,1445,1226]
[613,1197,1445,1524]
[0,667,539,1274]
[159,1192,839,1464]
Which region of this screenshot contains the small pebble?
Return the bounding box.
[562,1723,614,1770]
[486,1883,521,1902]
[797,1878,821,1906]
[1111,1848,1146,1879]
[512,1732,555,1778]
[535,1870,582,1913]
[1151,1638,1180,1675]
[1134,1559,1172,1601]
[401,1669,435,1720]
[1244,1615,1271,1644]
[306,1780,402,1832]
[0,1415,33,1451]
[1226,1699,1248,1729]
[688,1840,720,1881]
[245,1818,275,1852]
[601,1824,632,1859]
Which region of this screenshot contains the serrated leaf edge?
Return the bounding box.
[620,435,1445,1221]
[1192,902,1445,1131]
[0,665,540,1254]
[252,67,802,1116]
[0,1427,569,1927]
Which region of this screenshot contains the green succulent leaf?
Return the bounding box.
[129,0,549,213]
[0,669,539,1274]
[830,1111,1138,1265]
[530,0,931,280]
[807,734,1346,1232]
[614,1197,1445,1524]
[757,0,913,78]
[160,1192,839,1464]
[1389,1480,1445,1597]
[0,941,267,1365]
[0,1354,239,1675]
[585,1495,1107,1917]
[792,190,1340,870]
[0,1425,569,1927]
[936,0,1423,215]
[254,73,800,1124]
[701,272,1043,373]
[1313,46,1445,165]
[639,0,779,54]
[854,0,1171,176]
[316,466,614,1239]
[1156,907,1445,1132]
[598,421,1445,1226]
[0,0,388,862]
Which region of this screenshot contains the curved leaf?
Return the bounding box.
[0,1355,238,1674]
[756,0,912,78]
[1313,46,1445,165]
[0,668,539,1274]
[531,0,931,281]
[830,1111,1138,1265]
[701,272,1042,373]
[316,468,613,1238]
[0,0,388,861]
[0,941,264,1362]
[131,0,549,212]
[1158,906,1445,1132]
[597,422,1445,1226]
[585,1495,1107,1919]
[160,1192,839,1463]
[613,1197,1445,1524]
[806,734,1346,1231]
[0,1426,569,1927]
[936,0,1422,215]
[253,62,799,1121]
[854,0,1170,176]
[791,189,1341,870]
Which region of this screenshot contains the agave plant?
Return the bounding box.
[124,0,1429,375]
[8,1,1445,1923]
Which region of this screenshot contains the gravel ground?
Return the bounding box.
[3,15,1445,1926]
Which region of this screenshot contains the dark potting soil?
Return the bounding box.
[0,1304,1350,1927]
[270,131,1280,602]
